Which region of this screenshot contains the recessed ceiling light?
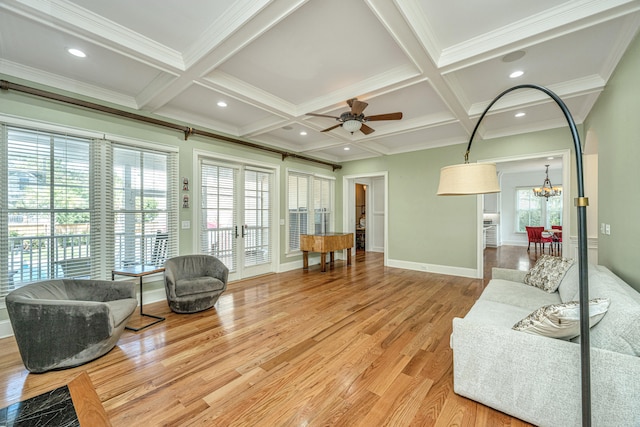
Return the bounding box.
[547,156,555,160]
[67,48,86,58]
[509,70,524,78]
[515,112,526,118]
[344,147,350,151]
[217,101,227,108]
[299,131,307,136]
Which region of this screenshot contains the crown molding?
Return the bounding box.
[0,59,139,109]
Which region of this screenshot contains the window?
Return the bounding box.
[112,145,178,269]
[515,187,562,232]
[2,128,91,292]
[1,124,177,297]
[287,171,334,253]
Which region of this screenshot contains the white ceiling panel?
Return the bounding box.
[215,0,415,104]
[417,0,571,49]
[62,0,238,53]
[447,16,637,108]
[0,11,163,96]
[0,0,638,166]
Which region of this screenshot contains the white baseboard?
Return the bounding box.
[387,258,479,279]
[501,240,528,247]
[0,319,13,339]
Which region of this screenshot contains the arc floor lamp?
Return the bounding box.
[437,84,591,426]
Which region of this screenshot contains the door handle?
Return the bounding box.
[234,226,239,238]
[241,225,247,238]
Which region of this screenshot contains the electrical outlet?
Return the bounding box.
[605,224,611,235]
[600,223,606,234]
[181,220,190,229]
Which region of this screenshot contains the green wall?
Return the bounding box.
[584,32,640,291]
[339,127,578,270]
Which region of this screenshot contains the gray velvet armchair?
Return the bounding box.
[164,255,229,313]
[6,279,137,373]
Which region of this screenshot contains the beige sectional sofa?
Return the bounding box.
[451,260,640,426]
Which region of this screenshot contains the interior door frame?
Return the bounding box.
[342,171,388,265]
[192,149,280,280]
[476,149,570,279]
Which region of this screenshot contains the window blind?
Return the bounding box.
[200,162,238,272]
[1,123,178,297]
[286,171,334,253]
[3,126,92,295]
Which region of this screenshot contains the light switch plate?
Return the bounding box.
[182,220,190,229]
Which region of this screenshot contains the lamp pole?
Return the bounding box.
[464,84,591,425]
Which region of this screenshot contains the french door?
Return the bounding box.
[200,160,274,280]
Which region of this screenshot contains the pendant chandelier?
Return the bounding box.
[533,164,561,200]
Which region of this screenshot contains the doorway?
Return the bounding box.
[355,183,366,250]
[478,150,570,279]
[197,157,276,281]
[343,172,388,264]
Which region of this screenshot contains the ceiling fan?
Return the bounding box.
[307,98,403,135]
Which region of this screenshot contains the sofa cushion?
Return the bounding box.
[105,298,138,328]
[175,277,225,297]
[513,298,610,340]
[576,266,640,356]
[479,279,561,311]
[463,299,533,329]
[524,255,575,293]
[558,262,579,302]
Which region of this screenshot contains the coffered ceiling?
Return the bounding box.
[1,0,639,163]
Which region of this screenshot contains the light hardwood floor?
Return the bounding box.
[0,248,535,426]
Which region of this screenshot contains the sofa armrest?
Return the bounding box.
[451,317,640,426]
[491,267,527,283]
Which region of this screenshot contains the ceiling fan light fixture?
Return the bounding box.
[343,119,362,134]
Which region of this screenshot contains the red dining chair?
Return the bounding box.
[526,226,553,254]
[551,225,563,254]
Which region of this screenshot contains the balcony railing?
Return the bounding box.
[5,231,167,294]
[7,233,90,291]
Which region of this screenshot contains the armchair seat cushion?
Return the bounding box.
[164,255,229,314]
[105,299,139,328]
[175,277,225,297]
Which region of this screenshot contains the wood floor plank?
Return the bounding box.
[0,248,537,426]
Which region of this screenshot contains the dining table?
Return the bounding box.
[542,229,562,255]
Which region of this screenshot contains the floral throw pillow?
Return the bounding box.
[512,298,610,340]
[524,254,575,293]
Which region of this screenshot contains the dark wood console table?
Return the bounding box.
[300,232,354,272]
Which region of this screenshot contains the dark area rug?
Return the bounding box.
[0,385,79,427]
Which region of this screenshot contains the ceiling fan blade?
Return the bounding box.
[321,124,342,132]
[346,98,355,108]
[364,112,403,121]
[360,123,375,135]
[350,100,368,115]
[307,113,340,119]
